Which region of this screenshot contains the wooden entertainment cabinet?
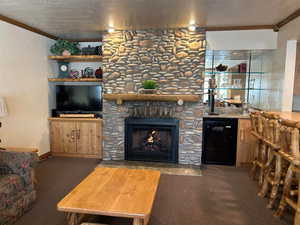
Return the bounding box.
[49,118,102,159]
[48,51,103,159]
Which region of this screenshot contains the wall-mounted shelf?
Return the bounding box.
[103,93,201,105]
[48,55,102,62]
[204,88,264,90]
[48,78,102,82]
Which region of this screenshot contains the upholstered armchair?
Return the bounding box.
[0,150,38,225]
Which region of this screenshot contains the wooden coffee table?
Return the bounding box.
[57,167,161,225]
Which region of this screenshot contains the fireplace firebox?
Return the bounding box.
[125,118,179,163]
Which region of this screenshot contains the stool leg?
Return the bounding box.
[258,151,274,197]
[259,144,267,186]
[66,213,84,225]
[294,173,300,225]
[267,155,282,209]
[275,164,293,217]
[133,218,144,225]
[250,140,260,179]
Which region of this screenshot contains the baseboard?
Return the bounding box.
[51,152,101,159]
[39,151,52,161]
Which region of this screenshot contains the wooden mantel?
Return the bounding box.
[103,93,201,105]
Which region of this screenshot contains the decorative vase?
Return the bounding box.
[95,67,103,79]
[62,50,71,56]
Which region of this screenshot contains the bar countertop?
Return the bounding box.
[203,113,250,119]
[272,112,300,121]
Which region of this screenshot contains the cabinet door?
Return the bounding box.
[76,121,102,158]
[50,120,77,154]
[236,118,256,166]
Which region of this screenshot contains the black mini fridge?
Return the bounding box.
[202,118,238,166]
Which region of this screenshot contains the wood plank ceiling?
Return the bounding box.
[0,0,300,40]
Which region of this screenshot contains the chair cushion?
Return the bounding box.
[0,175,25,210]
[1,189,36,217]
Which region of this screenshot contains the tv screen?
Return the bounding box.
[56,85,102,111]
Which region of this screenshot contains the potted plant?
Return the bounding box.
[139,80,159,94]
[50,40,80,56]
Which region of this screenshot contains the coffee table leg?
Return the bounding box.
[133,218,144,225]
[66,212,84,225]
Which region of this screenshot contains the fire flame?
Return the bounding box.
[147,131,156,143]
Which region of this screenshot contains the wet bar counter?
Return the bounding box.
[272,112,300,121]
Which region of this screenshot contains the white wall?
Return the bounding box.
[272,17,300,111]
[206,30,278,50]
[0,21,55,155]
[281,40,297,111]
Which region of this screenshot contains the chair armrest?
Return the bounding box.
[0,150,38,186]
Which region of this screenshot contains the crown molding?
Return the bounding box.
[204,25,275,31]
[274,8,300,31]
[0,14,58,40]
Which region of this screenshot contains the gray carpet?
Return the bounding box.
[14,157,291,225]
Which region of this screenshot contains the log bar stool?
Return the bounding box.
[257,112,281,208]
[274,119,300,225]
[250,111,269,186]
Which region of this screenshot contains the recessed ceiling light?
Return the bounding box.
[108,27,115,33]
[188,24,197,31]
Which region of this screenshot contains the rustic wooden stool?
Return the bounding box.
[257,112,281,208]
[250,111,269,186]
[274,119,300,225]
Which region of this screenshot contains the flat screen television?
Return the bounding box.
[56,85,102,112]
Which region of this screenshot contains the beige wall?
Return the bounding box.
[0,21,54,155]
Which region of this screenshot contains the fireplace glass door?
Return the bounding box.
[125,118,179,163]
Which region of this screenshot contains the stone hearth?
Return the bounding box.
[102,28,206,165]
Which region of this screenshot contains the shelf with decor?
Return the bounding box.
[48,40,103,81]
[205,71,265,75]
[205,49,274,109]
[48,55,102,62]
[204,87,264,90]
[48,78,102,82]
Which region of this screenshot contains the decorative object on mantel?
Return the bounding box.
[215,64,228,72]
[95,67,103,79]
[69,69,80,79]
[82,67,94,78]
[50,40,80,56]
[58,62,70,78]
[139,80,159,94]
[0,97,8,150]
[81,45,102,55]
[129,105,175,118]
[62,50,71,56]
[177,99,184,106]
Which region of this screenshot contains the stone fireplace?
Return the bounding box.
[102,28,206,165]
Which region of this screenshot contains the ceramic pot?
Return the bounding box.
[138,88,157,94]
[62,50,71,56]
